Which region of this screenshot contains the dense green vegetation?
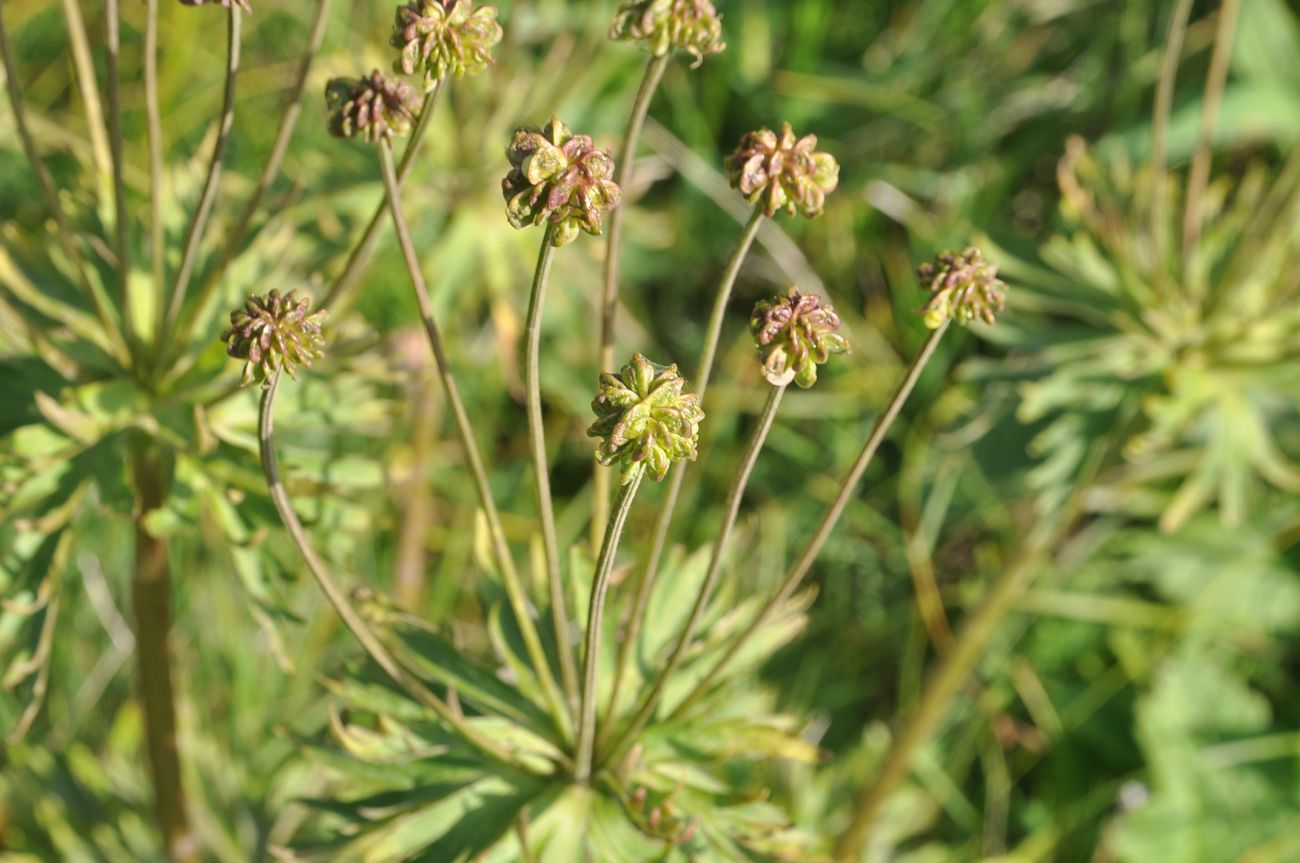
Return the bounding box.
[2,0,1299,860]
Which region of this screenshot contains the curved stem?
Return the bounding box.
[0,2,125,364]
[171,0,332,360]
[524,229,580,708]
[605,204,766,718]
[666,323,950,725]
[575,465,645,784]
[1149,0,1194,296]
[105,0,134,359]
[145,0,166,319]
[320,83,444,314]
[377,141,572,739]
[592,52,672,549]
[159,6,242,361]
[258,373,534,773]
[603,385,784,761]
[1182,0,1241,281]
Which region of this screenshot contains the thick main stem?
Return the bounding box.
[320,84,444,314]
[605,205,766,717]
[129,445,199,863]
[592,52,672,548]
[603,385,785,760]
[667,323,950,724]
[524,230,580,708]
[257,374,532,772]
[160,6,242,357]
[575,466,645,784]
[378,142,572,738]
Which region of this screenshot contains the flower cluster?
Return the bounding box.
[502,117,623,247]
[750,288,849,388]
[179,0,252,12]
[222,291,327,388]
[917,247,1007,328]
[325,72,420,143]
[726,123,839,219]
[390,0,503,91]
[588,354,704,484]
[609,0,726,67]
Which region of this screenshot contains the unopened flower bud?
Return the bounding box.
[588,354,703,484]
[502,117,622,247]
[609,0,725,67]
[390,0,503,91]
[917,247,1006,328]
[222,290,327,388]
[726,123,839,219]
[751,288,849,388]
[325,72,420,143]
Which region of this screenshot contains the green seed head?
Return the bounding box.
[222,290,327,388]
[502,117,623,247]
[390,0,503,91]
[751,287,850,388]
[726,123,840,219]
[588,354,704,484]
[325,71,420,143]
[917,247,1007,328]
[609,0,726,67]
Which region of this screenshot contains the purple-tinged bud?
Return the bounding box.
[609,0,725,67]
[222,290,327,388]
[917,247,1006,328]
[751,287,849,388]
[726,123,839,219]
[588,354,703,484]
[390,0,503,91]
[325,72,420,144]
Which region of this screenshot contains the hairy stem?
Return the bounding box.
[1182,0,1240,278]
[257,373,534,773]
[105,0,133,358]
[667,323,950,724]
[603,385,785,761]
[592,52,672,549]
[605,204,766,717]
[378,141,572,738]
[524,229,580,708]
[320,84,444,314]
[129,444,199,863]
[145,0,166,317]
[575,465,645,784]
[159,6,242,359]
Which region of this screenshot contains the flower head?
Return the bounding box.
[917,247,1007,328]
[222,291,327,388]
[390,0,503,91]
[726,123,839,219]
[502,117,622,247]
[588,354,704,484]
[325,72,420,143]
[179,0,252,12]
[609,0,725,67]
[750,288,849,388]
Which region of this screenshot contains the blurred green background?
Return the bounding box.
[3,0,1300,860]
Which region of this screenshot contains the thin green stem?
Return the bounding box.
[129,443,199,863]
[602,385,784,762]
[257,373,535,773]
[0,2,125,365]
[377,141,573,739]
[524,228,580,709]
[145,0,166,323]
[320,83,444,314]
[665,323,950,726]
[592,52,672,550]
[1149,0,1194,297]
[170,0,332,364]
[159,6,242,362]
[575,465,645,784]
[605,204,766,718]
[105,0,133,358]
[59,0,111,187]
[1182,0,1240,280]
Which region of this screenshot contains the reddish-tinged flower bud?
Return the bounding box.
[502,117,623,247]
[390,0,503,91]
[609,0,725,67]
[725,123,839,219]
[588,354,703,484]
[751,288,849,388]
[222,290,327,388]
[179,0,252,12]
[917,247,1006,328]
[325,72,420,143]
